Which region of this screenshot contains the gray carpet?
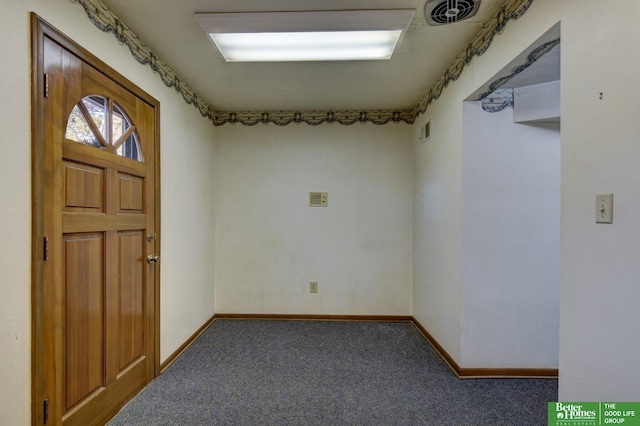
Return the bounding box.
[109,320,556,425]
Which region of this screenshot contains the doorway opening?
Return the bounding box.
[460,23,561,369]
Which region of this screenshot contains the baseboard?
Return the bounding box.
[458,367,559,378]
[160,314,557,379]
[160,314,217,372]
[410,317,463,376]
[410,317,558,379]
[215,313,414,322]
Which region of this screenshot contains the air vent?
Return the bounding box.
[309,192,328,207]
[425,0,481,26]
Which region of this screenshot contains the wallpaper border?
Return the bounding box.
[481,88,515,113]
[212,109,416,126]
[71,0,217,122]
[72,0,535,126]
[475,38,560,102]
[412,0,534,117]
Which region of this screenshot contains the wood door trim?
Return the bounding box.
[31,13,161,425]
[31,13,46,426]
[33,16,159,108]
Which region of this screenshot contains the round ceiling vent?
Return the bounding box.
[425,0,481,26]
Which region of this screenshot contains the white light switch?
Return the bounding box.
[595,193,613,224]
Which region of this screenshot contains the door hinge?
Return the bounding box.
[43,399,49,424]
[44,73,49,98]
[43,237,49,261]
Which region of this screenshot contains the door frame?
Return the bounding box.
[30,14,161,425]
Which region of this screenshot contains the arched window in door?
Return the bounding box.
[65,95,144,162]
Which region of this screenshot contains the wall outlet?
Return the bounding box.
[309,281,318,293]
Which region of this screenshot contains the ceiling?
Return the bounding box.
[98,0,511,112]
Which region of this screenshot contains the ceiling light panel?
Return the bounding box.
[211,31,403,62]
[195,10,415,62]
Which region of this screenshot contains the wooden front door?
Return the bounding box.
[32,16,160,426]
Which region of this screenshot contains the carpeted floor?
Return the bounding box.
[108,320,556,425]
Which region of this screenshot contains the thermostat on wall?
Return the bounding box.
[309,192,328,207]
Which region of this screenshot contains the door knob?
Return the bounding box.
[147,254,160,264]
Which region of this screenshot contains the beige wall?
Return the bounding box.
[215,123,413,315]
[0,1,217,423]
[412,0,640,401]
[461,101,560,368]
[0,1,32,424]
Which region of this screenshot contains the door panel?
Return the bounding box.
[118,230,146,372]
[64,233,105,411]
[33,15,160,426]
[118,174,144,212]
[63,162,104,211]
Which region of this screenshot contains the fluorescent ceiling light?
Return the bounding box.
[211,31,402,62]
[195,10,415,62]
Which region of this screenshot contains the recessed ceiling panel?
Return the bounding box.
[210,31,403,62]
[196,10,415,62]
